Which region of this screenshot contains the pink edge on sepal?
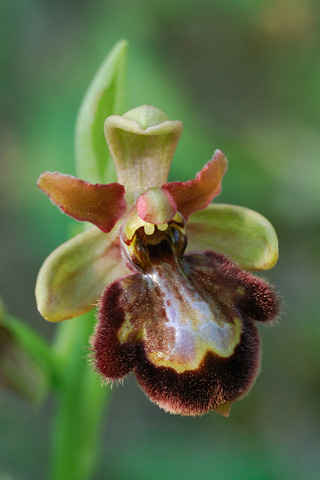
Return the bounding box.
[162,150,228,219]
[37,172,127,232]
[136,188,177,224]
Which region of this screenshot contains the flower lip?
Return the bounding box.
[92,247,278,416]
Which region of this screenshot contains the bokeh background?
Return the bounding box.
[1,0,320,478]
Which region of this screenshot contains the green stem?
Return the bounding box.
[48,312,112,480]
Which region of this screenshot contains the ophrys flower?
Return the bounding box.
[36,105,279,416]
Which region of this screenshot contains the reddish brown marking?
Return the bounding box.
[134,316,260,416]
[186,251,280,323]
[91,278,139,380]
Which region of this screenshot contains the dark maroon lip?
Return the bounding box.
[91,240,279,416]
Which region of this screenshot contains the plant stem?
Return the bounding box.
[48,312,111,480]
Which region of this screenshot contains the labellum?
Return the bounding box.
[93,206,279,416]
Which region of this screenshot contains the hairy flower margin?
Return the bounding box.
[36,105,280,417]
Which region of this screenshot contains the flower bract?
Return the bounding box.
[36,105,279,416]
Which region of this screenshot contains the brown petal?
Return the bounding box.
[162,149,227,219]
[38,172,127,232]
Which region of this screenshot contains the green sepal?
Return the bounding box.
[186,204,279,271]
[75,40,128,184]
[104,105,183,205]
[35,226,130,322]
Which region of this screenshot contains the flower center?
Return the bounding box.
[121,211,187,272]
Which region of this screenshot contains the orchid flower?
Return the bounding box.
[36,105,279,416]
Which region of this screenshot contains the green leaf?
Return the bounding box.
[75,40,128,184]
[35,226,130,322]
[0,301,58,403]
[186,204,279,271]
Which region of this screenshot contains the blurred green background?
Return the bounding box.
[1,0,320,478]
